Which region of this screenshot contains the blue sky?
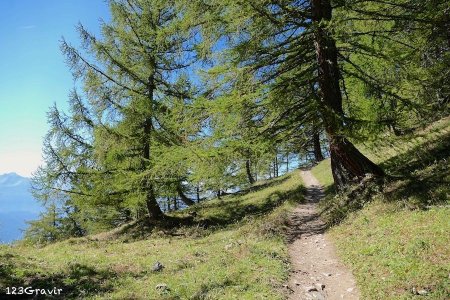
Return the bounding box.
[0,0,110,176]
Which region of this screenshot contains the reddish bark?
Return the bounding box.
[311,0,384,189]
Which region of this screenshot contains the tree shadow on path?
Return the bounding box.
[286,179,327,243]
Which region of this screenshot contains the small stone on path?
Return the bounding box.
[315,283,325,290]
[305,286,318,292]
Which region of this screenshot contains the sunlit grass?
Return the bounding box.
[312,117,450,299]
[311,159,333,189]
[0,172,304,299]
[331,202,449,299]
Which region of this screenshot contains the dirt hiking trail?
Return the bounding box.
[287,170,360,300]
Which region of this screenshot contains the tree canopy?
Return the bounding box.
[29,0,449,242]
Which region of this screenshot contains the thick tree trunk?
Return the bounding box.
[245,159,255,184]
[146,184,164,219]
[313,131,324,162]
[311,0,384,189]
[176,185,195,206]
[330,136,384,187]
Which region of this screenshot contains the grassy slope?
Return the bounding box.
[0,172,304,299]
[312,117,450,299]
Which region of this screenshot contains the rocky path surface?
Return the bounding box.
[287,170,360,300]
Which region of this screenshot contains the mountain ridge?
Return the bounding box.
[0,172,30,188]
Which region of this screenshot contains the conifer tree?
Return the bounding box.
[188,0,448,189]
[33,0,198,225]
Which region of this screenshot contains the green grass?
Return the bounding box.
[311,159,333,190]
[0,172,305,299]
[1,117,448,299]
[312,117,450,299]
[333,202,449,299]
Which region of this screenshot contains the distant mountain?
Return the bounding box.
[0,171,28,185]
[0,172,44,243]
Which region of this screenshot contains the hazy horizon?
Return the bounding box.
[0,172,44,243]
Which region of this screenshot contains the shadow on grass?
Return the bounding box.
[236,175,291,196]
[0,257,115,299]
[199,185,306,229]
[380,130,450,208]
[110,175,305,240]
[190,278,237,299]
[103,214,199,241]
[319,130,450,224]
[322,184,335,196]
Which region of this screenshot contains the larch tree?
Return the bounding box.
[187,0,378,189]
[32,0,199,226]
[333,0,450,133]
[310,0,384,186]
[29,0,449,241]
[187,0,447,189]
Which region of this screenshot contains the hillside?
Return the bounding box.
[0,173,304,299]
[312,117,450,299]
[0,117,449,299]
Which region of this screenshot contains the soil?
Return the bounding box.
[286,170,360,300]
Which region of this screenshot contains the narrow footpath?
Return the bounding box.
[287,170,360,300]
